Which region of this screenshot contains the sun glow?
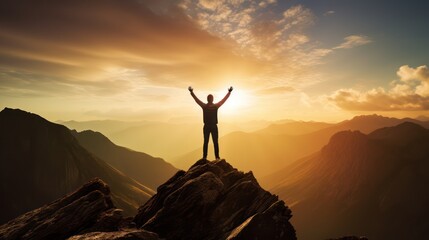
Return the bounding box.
[216,88,252,116]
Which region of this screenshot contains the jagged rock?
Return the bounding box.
[67,229,160,240]
[0,178,118,240]
[134,159,296,240]
[226,201,295,240]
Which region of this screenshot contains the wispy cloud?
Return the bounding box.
[0,0,376,122]
[329,65,429,111]
[254,86,295,95]
[334,35,372,49]
[323,10,335,16]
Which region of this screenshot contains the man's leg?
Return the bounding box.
[212,125,220,159]
[203,125,210,159]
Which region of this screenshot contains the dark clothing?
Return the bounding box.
[203,104,219,125]
[190,90,230,159]
[203,124,219,159]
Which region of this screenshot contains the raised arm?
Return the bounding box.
[188,86,204,107]
[216,86,233,107]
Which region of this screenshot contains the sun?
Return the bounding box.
[215,88,252,116]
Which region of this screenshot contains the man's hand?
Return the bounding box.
[188,86,193,92]
[228,86,233,92]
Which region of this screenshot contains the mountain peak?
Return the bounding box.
[1,107,46,121]
[326,130,368,149]
[134,159,296,240]
[346,114,394,125]
[380,121,425,132]
[72,129,114,146]
[369,121,428,145]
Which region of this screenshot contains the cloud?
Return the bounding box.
[334,35,372,49]
[180,1,320,85]
[323,10,335,16]
[329,65,429,111]
[0,0,264,98]
[0,0,374,102]
[255,86,295,95]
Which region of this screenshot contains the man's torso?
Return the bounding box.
[202,104,218,125]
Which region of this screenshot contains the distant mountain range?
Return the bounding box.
[2,107,429,239]
[72,129,177,190]
[0,108,173,224]
[263,122,429,240]
[174,114,429,178]
[60,119,270,160]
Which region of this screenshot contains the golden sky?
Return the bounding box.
[1,0,428,122]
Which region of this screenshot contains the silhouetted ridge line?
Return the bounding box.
[265,121,429,239]
[0,108,153,224]
[71,129,178,190]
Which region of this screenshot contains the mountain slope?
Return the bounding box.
[264,122,429,240]
[0,108,154,224]
[72,130,178,189]
[175,115,429,178]
[255,121,333,135]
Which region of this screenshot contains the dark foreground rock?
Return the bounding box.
[67,229,159,240]
[134,159,297,240]
[1,159,297,240]
[0,178,153,240]
[327,237,369,240]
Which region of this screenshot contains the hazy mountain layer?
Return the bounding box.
[61,120,270,160]
[265,122,429,240]
[72,130,178,189]
[175,114,429,178]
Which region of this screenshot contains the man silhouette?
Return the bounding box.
[189,86,233,160]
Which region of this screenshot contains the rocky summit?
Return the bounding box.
[134,159,296,240]
[0,178,135,240]
[0,159,296,240]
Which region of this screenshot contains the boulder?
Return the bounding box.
[0,178,117,240]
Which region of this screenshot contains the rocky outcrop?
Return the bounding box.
[134,159,296,240]
[1,159,296,240]
[0,179,122,240]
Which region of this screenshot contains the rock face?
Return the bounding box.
[0,179,117,240]
[0,160,296,240]
[134,159,296,240]
[67,230,160,240]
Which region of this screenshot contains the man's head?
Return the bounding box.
[207,94,214,103]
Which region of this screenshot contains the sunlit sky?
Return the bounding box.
[1,0,429,123]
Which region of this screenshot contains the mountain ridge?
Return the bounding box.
[175,114,429,178]
[264,121,429,240]
[71,129,178,189]
[0,108,154,224]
